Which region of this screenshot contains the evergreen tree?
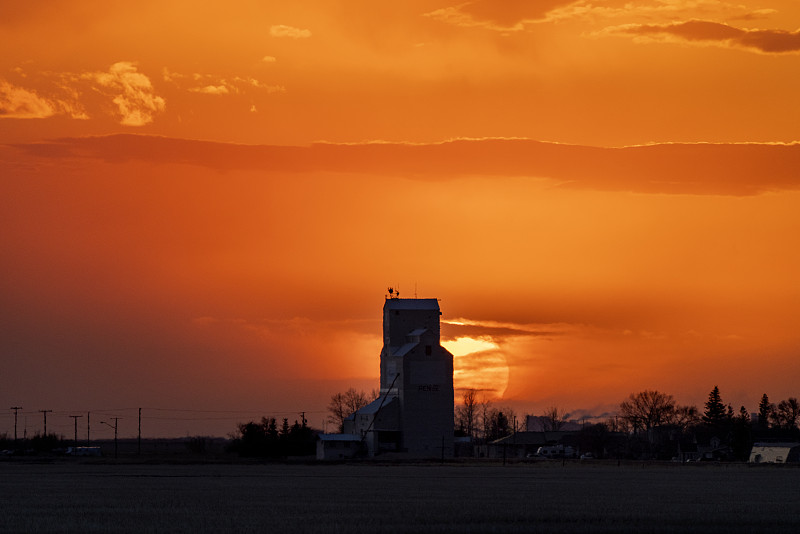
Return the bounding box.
[731,406,753,461]
[758,393,773,429]
[702,386,727,426]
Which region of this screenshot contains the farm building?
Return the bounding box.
[317,293,454,459]
[749,442,800,464]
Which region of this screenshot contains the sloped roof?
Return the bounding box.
[392,342,418,357]
[355,395,398,415]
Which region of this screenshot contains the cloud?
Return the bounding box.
[90,62,166,126]
[177,73,285,96]
[0,80,56,119]
[728,9,778,22]
[12,135,800,196]
[598,19,800,53]
[235,77,285,93]
[423,1,763,29]
[443,318,563,342]
[190,85,230,95]
[270,24,311,38]
[0,79,88,120]
[548,0,779,23]
[424,0,579,31]
[262,55,277,63]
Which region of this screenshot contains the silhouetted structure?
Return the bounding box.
[318,293,454,459]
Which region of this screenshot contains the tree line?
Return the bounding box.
[227,416,316,458]
[227,385,798,460]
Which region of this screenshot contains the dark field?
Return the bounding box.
[1,461,798,533]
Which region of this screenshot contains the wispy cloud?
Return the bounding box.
[547,0,781,24]
[13,135,800,196]
[89,62,165,126]
[425,0,792,41]
[424,0,579,32]
[270,24,311,39]
[169,71,285,96]
[598,19,800,54]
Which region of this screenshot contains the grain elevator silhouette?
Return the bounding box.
[317,290,454,459]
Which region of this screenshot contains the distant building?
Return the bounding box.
[318,293,454,459]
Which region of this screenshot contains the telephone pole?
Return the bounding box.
[138,408,141,456]
[69,415,82,449]
[101,418,120,459]
[86,412,91,446]
[10,407,22,444]
[39,409,53,437]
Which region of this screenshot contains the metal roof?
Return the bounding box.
[354,396,398,415]
[392,342,418,357]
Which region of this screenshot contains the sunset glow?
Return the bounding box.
[2,1,799,438]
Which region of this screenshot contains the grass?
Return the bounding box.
[1,461,798,533]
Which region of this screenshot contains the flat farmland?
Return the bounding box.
[1,461,798,533]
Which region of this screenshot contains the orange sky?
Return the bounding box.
[2,1,799,437]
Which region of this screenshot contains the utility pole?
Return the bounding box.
[300,411,306,427]
[87,412,91,447]
[101,418,120,459]
[10,407,22,444]
[39,409,53,437]
[69,415,82,449]
[138,408,141,456]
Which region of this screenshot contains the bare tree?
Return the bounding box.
[455,389,478,438]
[619,390,676,433]
[327,387,373,433]
[672,404,701,432]
[541,406,568,431]
[772,397,800,430]
[479,396,494,442]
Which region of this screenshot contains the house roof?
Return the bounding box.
[384,298,440,311]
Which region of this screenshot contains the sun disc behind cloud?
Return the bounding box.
[443,336,508,400]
